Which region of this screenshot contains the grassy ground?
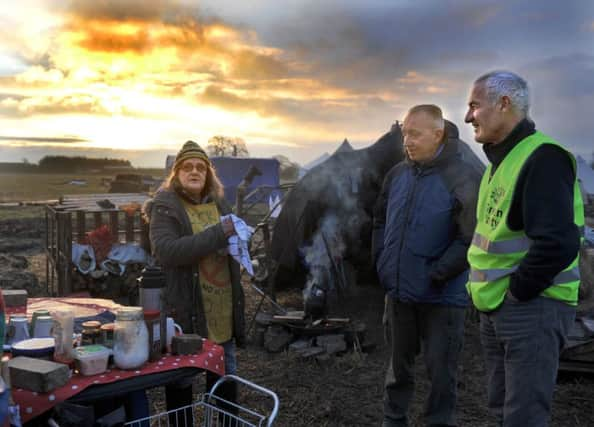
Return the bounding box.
[0,169,165,203]
[0,205,45,221]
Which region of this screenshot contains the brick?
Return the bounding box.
[8,356,70,393]
[171,334,204,355]
[2,290,27,307]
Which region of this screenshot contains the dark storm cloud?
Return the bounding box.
[520,53,594,156]
[54,0,181,22]
[243,0,593,91]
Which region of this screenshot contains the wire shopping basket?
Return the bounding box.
[125,375,279,427]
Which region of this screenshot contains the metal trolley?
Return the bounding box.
[125,375,279,427]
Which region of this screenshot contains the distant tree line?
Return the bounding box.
[0,156,132,173]
[0,162,39,173]
[38,156,131,172]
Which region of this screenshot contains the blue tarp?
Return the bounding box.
[210,157,281,204]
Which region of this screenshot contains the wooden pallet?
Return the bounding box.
[45,192,151,296]
[54,193,151,212]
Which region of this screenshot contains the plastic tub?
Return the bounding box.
[74,345,111,376]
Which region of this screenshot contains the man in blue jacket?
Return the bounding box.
[373,104,481,427]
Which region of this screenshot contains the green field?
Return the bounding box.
[0,170,165,203]
[0,205,44,220]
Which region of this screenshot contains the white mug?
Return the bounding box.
[7,317,30,345]
[166,317,183,351]
[33,316,54,338]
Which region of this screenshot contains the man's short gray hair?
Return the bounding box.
[475,71,530,116]
[406,104,445,130]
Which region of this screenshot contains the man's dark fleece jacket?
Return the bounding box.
[484,118,581,302]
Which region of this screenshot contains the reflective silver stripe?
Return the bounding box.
[552,266,580,285]
[471,233,531,254]
[470,265,580,284]
[470,266,518,282]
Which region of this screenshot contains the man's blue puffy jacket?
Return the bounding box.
[372,128,481,306]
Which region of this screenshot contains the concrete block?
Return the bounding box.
[172,334,203,355]
[316,334,346,354]
[2,290,27,307]
[264,326,292,353]
[288,339,312,352]
[8,356,70,393]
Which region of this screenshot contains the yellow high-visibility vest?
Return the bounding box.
[467,131,584,312]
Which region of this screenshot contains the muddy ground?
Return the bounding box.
[2,207,594,426]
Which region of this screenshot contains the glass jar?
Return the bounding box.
[100,323,115,349]
[81,321,101,346]
[52,309,74,364]
[113,307,149,369]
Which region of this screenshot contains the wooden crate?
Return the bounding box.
[45,193,151,296]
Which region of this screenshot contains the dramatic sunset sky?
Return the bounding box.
[0,0,592,167]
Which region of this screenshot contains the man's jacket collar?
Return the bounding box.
[483,118,536,171]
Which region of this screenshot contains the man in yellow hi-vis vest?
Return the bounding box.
[465,70,584,427]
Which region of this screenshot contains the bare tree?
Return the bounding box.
[206,136,249,158]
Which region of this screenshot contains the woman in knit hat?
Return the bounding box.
[145,140,245,425]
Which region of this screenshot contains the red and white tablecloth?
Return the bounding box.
[4,297,225,423]
[12,340,225,423]
[5,297,123,319]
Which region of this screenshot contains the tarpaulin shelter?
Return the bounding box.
[269,124,404,291]
[298,139,354,179]
[210,157,281,205]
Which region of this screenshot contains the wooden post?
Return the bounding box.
[94,212,103,229]
[45,207,51,295]
[125,214,135,243]
[109,211,119,243]
[63,213,72,296]
[56,212,66,296]
[76,211,86,243]
[140,215,150,249]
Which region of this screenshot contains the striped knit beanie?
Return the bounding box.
[174,140,210,169]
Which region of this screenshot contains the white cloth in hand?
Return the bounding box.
[221,214,254,276]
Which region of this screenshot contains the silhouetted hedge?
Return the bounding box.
[38,156,131,172]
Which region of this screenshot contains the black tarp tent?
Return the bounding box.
[269,124,404,291]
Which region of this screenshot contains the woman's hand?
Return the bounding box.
[221,217,236,237]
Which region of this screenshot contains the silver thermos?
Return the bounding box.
[137,266,165,311]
